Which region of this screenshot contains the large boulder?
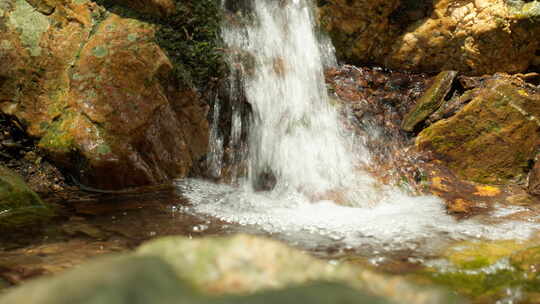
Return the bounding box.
[0,235,462,304]
[416,75,540,184]
[0,0,208,189]
[0,165,52,230]
[137,235,457,303]
[318,0,540,75]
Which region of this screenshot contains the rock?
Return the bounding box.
[0,0,209,189]
[0,255,192,304]
[529,161,540,197]
[0,165,52,230]
[416,75,540,184]
[137,234,458,304]
[0,253,397,304]
[318,0,540,75]
[401,71,457,132]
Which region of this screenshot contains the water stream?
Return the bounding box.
[176,0,540,257]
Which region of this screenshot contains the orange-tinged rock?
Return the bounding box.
[0,1,208,189]
[318,0,540,75]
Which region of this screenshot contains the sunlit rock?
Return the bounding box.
[319,0,540,75]
[416,75,540,184]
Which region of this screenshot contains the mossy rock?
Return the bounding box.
[0,165,52,230]
[423,240,540,301]
[416,75,540,184]
[402,70,457,132]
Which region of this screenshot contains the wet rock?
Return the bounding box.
[137,234,458,303]
[401,71,457,132]
[424,240,540,302]
[0,0,209,189]
[319,0,540,75]
[0,165,52,230]
[416,75,540,184]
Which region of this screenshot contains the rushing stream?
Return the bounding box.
[176,0,540,256]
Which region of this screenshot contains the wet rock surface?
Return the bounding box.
[318,0,540,75]
[401,70,457,132]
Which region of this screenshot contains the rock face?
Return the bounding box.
[0,0,208,189]
[0,165,52,230]
[319,0,540,75]
[416,75,540,184]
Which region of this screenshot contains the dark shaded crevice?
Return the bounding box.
[388,0,434,34]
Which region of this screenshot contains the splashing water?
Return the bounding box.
[177,0,540,255]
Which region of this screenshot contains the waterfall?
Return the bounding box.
[209,0,375,205]
[177,0,540,255]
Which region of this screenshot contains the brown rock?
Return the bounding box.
[319,0,540,75]
[0,1,208,189]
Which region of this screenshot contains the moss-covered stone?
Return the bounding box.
[0,165,52,230]
[416,75,540,184]
[402,70,457,132]
[422,240,540,302]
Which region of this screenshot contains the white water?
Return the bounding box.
[177,0,540,255]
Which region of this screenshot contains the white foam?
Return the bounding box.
[176,179,540,254]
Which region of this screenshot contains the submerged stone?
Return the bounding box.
[402,70,457,132]
[0,165,52,230]
[416,75,540,184]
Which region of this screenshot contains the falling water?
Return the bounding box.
[177,0,540,255]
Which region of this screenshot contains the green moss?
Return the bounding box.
[96,143,111,155]
[38,117,76,153]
